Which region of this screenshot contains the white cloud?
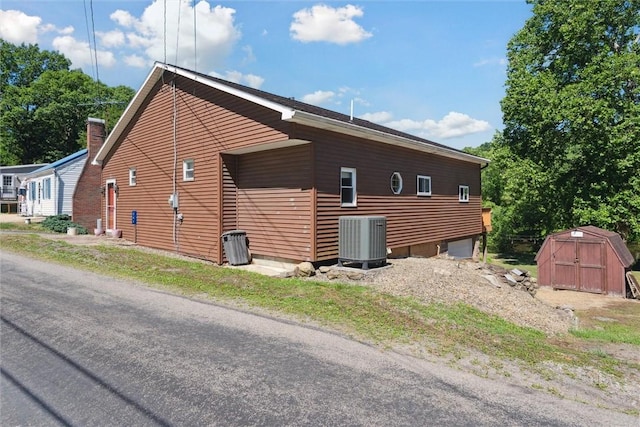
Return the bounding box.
[301,90,335,105]
[0,10,77,44]
[52,36,116,68]
[208,70,264,89]
[359,111,393,123]
[0,10,42,44]
[59,26,74,36]
[243,74,264,89]
[473,57,507,67]
[110,0,241,72]
[290,4,372,44]
[124,54,148,68]
[98,30,126,48]
[241,45,256,65]
[385,112,491,139]
[110,10,137,28]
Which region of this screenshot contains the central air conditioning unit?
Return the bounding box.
[338,216,387,270]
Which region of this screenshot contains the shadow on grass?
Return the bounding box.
[494,252,536,265]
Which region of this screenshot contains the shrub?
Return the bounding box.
[41,214,88,235]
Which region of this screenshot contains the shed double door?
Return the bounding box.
[551,238,606,293]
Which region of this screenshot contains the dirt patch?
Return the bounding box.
[535,287,628,310]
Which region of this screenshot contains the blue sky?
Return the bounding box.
[1,1,533,150]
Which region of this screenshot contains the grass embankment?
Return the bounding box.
[1,232,639,386]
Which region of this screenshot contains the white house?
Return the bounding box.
[23,150,87,217]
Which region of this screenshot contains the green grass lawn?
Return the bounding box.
[2,232,638,387]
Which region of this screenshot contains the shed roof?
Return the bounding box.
[93,63,489,167]
[536,225,635,268]
[27,149,87,178]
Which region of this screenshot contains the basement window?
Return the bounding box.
[390,172,403,195]
[340,167,356,207]
[417,175,431,196]
[183,159,194,181]
[459,185,469,202]
[129,168,137,186]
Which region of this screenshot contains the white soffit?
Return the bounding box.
[222,139,311,155]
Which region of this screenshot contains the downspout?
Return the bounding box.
[53,169,58,214]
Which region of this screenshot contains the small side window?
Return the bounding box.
[183,159,194,181]
[390,172,403,195]
[340,167,356,207]
[129,168,137,186]
[417,175,431,196]
[459,185,469,202]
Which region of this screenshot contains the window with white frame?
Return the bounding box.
[183,159,194,181]
[390,172,403,195]
[29,182,36,200]
[340,167,356,207]
[417,175,431,196]
[129,168,137,186]
[459,185,469,202]
[43,178,51,200]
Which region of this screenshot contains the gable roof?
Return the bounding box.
[0,164,49,176]
[27,149,88,178]
[535,225,635,268]
[93,62,489,166]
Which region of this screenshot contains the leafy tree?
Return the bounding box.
[501,0,640,242]
[0,40,134,165]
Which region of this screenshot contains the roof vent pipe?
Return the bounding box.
[350,99,354,121]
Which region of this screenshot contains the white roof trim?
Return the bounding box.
[94,62,488,167]
[222,139,311,155]
[286,111,489,166]
[93,63,296,165]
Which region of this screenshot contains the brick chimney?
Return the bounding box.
[72,117,105,231]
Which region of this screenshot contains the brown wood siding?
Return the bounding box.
[236,145,312,262]
[299,127,483,261]
[101,77,289,262]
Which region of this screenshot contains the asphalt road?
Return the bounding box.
[0,251,636,426]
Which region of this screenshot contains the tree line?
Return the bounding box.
[466,0,640,248]
[1,40,135,165]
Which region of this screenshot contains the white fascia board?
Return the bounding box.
[92,63,296,166]
[166,65,296,120]
[286,111,489,166]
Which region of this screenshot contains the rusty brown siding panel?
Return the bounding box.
[605,244,625,296]
[236,145,312,262]
[101,78,289,261]
[303,128,482,260]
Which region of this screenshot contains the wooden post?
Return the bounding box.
[482,232,488,265]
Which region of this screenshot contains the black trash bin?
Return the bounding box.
[221,230,250,265]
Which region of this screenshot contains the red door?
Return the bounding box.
[552,238,605,293]
[552,238,577,290]
[106,182,116,230]
[577,240,605,293]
